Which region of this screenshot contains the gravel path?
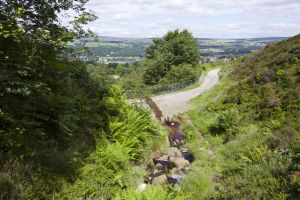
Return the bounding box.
[152,68,220,118]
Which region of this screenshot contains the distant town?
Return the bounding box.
[70,36,285,64]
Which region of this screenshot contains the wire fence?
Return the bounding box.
[126,75,204,99]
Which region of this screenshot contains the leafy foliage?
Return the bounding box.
[0,0,99,155]
[0,1,158,199]
[110,109,154,160]
[143,29,200,85]
[61,142,134,199]
[209,108,240,139]
[115,185,184,200]
[161,64,198,84]
[60,86,157,199]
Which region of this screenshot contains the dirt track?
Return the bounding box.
[151,68,220,118]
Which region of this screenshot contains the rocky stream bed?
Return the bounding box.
[139,119,194,189]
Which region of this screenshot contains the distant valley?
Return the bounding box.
[70,36,286,63]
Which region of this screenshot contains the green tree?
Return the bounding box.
[0,1,102,198]
[162,64,197,84]
[0,0,97,149]
[143,29,200,85]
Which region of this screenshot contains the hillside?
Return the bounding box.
[1,0,299,199]
[179,34,300,199]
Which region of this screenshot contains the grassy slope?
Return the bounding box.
[179,34,300,199]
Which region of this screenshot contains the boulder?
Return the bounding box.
[167,174,185,185]
[153,169,164,176]
[155,163,164,171]
[170,167,179,175]
[147,163,155,171]
[180,147,189,152]
[151,150,164,160]
[181,166,190,174]
[152,174,167,185]
[169,157,189,170]
[153,155,169,168]
[178,170,187,177]
[159,155,169,160]
[171,132,185,143]
[168,147,182,157]
[180,150,194,163]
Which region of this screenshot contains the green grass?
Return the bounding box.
[190,64,235,108]
[176,64,233,199]
[184,62,236,135]
[201,62,231,75]
[180,115,225,199]
[178,35,300,199]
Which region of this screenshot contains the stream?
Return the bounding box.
[138,98,194,189]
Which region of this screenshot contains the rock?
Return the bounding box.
[155,163,164,171]
[151,150,164,160]
[153,169,164,176]
[181,150,194,163]
[181,167,190,174]
[147,163,155,171]
[153,155,169,168]
[180,147,189,152]
[170,168,179,175]
[167,174,185,185]
[169,157,189,170]
[168,147,182,157]
[152,174,167,185]
[159,155,169,160]
[178,170,187,177]
[144,174,152,183]
[171,132,185,143]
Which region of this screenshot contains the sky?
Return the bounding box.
[83,0,300,38]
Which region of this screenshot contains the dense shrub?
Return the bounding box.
[110,108,155,160]
[61,142,135,199]
[209,109,239,135]
[115,185,184,200]
[143,29,200,85]
[161,64,198,84]
[59,85,157,199]
[213,146,292,200]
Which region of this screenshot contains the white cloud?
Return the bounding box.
[83,0,300,38]
[113,13,134,20]
[189,21,300,38]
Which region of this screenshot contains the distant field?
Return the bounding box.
[70,36,286,62]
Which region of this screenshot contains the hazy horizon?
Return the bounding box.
[84,0,300,38]
[97,35,289,39]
